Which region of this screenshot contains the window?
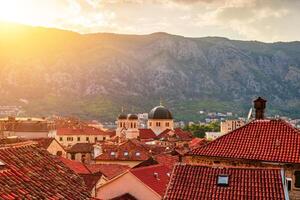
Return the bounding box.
[149,122,152,126]
[124,151,129,156]
[217,175,229,186]
[294,171,300,188]
[71,153,75,160]
[166,122,169,127]
[156,122,161,127]
[59,137,63,141]
[77,137,80,141]
[56,151,62,156]
[103,137,106,141]
[95,137,98,142]
[110,152,116,156]
[81,154,86,163]
[86,137,89,141]
[67,137,73,141]
[286,177,292,191]
[135,152,141,156]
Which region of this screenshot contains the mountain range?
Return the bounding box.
[1,22,300,121]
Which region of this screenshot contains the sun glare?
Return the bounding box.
[0,0,61,27]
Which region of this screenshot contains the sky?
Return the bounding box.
[0,0,299,42]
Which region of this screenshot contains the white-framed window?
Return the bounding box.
[217,175,229,186]
[135,152,141,156]
[124,151,129,156]
[110,151,116,156]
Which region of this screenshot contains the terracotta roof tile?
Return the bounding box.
[67,143,94,153]
[138,129,156,140]
[156,128,193,141]
[57,126,109,136]
[130,164,171,196]
[87,164,130,179]
[95,140,150,161]
[58,157,102,191]
[191,119,300,164]
[164,164,285,200]
[0,143,91,199]
[154,154,179,170]
[59,157,91,174]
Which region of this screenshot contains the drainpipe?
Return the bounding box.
[281,169,290,200]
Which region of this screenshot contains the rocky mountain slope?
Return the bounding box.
[1,22,300,121]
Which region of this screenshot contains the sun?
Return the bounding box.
[0,0,58,26]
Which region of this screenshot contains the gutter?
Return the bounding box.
[281,169,290,200]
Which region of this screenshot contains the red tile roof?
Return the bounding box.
[138,129,156,140]
[59,157,91,174]
[57,126,109,136]
[94,140,150,161]
[87,164,130,179]
[156,128,193,141]
[67,143,94,153]
[0,142,91,199]
[192,119,300,164]
[189,138,208,149]
[154,154,179,170]
[58,157,102,191]
[130,164,171,196]
[164,164,285,200]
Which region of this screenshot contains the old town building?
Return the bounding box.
[97,164,171,200]
[56,126,113,146]
[164,164,287,200]
[0,117,55,139]
[186,97,300,200]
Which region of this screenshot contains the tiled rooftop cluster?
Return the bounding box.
[192,119,300,163]
[95,140,150,161]
[130,164,171,196]
[0,142,91,199]
[164,164,285,200]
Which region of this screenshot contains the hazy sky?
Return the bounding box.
[0,0,299,42]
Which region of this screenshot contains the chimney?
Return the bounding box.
[254,97,267,119]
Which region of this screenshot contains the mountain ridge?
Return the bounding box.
[1,22,300,121]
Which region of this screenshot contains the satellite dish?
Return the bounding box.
[247,108,253,121]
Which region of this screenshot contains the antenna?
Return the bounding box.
[160,97,163,106]
[121,106,124,113]
[247,108,253,121]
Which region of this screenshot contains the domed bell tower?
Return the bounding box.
[126,114,139,139]
[116,113,127,137]
[148,105,174,135]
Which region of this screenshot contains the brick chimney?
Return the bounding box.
[254,97,267,119]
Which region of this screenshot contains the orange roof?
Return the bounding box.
[139,129,156,140]
[130,164,171,196]
[164,164,285,200]
[0,143,91,199]
[59,157,91,174]
[57,126,109,136]
[192,119,300,164]
[94,140,150,161]
[87,164,130,179]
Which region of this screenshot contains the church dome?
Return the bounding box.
[118,114,127,120]
[127,114,138,120]
[148,106,173,120]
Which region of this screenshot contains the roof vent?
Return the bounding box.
[254,97,267,119]
[153,172,160,180]
[217,175,229,186]
[0,160,6,170]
